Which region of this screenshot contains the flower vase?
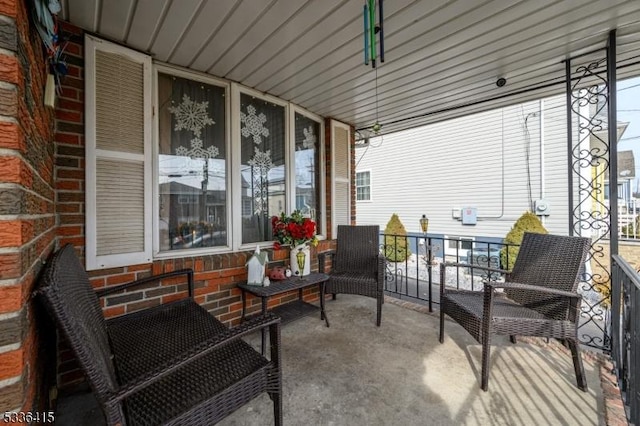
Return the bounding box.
[290,244,310,277]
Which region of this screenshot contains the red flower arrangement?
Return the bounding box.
[271,210,318,250]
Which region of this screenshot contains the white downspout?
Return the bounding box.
[539,99,545,225]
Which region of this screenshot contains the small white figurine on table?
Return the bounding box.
[246,246,268,286]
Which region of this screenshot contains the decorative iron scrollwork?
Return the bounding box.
[567,55,612,351]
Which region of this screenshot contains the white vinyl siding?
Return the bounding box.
[86,35,153,270]
[354,94,571,238]
[331,120,351,236]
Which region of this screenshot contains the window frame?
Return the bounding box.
[86,36,333,265]
[152,63,232,258]
[289,104,326,237]
[356,170,372,202]
[231,84,290,252]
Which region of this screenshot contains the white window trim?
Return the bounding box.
[231,84,290,252]
[86,37,333,262]
[330,119,351,237]
[85,35,153,270]
[152,63,232,259]
[289,104,326,238]
[356,169,372,202]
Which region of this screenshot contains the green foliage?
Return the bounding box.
[500,211,548,270]
[622,216,640,238]
[384,214,411,262]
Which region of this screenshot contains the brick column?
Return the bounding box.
[0,0,57,415]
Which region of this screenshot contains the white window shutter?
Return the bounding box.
[85,35,152,270]
[331,120,351,236]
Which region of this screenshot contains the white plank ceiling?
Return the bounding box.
[61,0,640,136]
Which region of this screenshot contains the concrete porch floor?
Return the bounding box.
[57,295,605,425]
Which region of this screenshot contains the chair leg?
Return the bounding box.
[568,339,588,391]
[272,391,283,426]
[481,337,491,391]
[510,335,517,344]
[480,330,491,392]
[376,295,382,326]
[439,307,445,344]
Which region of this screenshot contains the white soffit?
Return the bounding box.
[62,0,640,135]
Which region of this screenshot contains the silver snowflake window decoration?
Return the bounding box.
[241,105,269,145]
[168,94,215,138]
[247,147,273,175]
[175,138,219,160]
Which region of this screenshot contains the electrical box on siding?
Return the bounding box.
[461,207,477,225]
[534,199,551,216]
[452,208,461,219]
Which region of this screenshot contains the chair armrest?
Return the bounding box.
[95,269,194,299]
[442,261,510,276]
[485,281,582,299]
[440,262,510,297]
[112,312,281,402]
[317,250,336,273]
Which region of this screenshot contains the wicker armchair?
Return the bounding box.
[439,232,591,391]
[35,245,282,425]
[318,225,385,326]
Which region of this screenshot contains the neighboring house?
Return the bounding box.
[356,95,572,243]
[158,181,226,251]
[603,150,635,214]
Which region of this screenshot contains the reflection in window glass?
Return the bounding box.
[240,94,286,244]
[157,73,227,251]
[294,113,321,227]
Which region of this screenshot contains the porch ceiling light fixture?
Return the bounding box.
[363,0,384,68]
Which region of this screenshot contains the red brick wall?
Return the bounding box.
[53,22,340,388]
[0,0,57,415]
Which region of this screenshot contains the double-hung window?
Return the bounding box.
[85,36,336,269]
[356,171,371,201]
[156,69,229,252]
[293,109,323,233]
[237,91,287,244]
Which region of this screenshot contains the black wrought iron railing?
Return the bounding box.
[380,233,514,312]
[381,232,612,352]
[611,254,640,425]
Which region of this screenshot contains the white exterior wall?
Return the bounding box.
[355,94,570,239]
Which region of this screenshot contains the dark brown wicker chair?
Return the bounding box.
[35,244,282,425]
[318,225,385,326]
[439,232,591,392]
